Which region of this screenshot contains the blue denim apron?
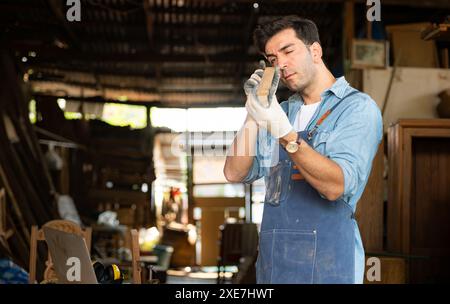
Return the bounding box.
[256,91,358,284]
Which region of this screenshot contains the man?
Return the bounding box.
[223,16,382,284]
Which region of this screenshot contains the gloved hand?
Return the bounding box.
[244,66,293,139]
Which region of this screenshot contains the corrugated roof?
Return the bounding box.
[1,0,448,106]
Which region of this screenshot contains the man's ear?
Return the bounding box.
[310,42,322,63]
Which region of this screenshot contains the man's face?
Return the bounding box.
[265,28,318,92]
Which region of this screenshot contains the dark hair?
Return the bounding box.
[253,15,321,54]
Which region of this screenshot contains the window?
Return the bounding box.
[151,107,246,132]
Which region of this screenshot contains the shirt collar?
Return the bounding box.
[322,76,349,99]
[287,76,350,103]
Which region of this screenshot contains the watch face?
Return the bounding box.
[286,142,298,153]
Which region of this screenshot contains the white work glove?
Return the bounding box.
[244,66,293,139]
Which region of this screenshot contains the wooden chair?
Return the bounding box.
[217,222,258,284]
[28,219,92,284]
[129,229,142,284]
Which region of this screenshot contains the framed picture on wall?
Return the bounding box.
[351,39,389,69]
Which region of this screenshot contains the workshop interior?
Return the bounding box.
[0,0,449,285]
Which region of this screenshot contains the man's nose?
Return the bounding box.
[276,58,288,73]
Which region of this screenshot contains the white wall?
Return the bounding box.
[363,67,450,130]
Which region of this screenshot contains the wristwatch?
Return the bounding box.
[285,138,302,153]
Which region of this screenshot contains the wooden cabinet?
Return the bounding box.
[355,140,384,253]
[387,119,450,283]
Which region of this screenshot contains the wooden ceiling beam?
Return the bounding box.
[24,62,251,79]
[47,0,105,94]
[143,0,155,47]
[32,93,243,108]
[28,77,237,94]
[12,43,261,63]
[23,62,256,79]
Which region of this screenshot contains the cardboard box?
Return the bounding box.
[386,23,439,68]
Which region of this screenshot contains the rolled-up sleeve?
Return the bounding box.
[241,156,261,184]
[241,128,274,184]
[325,96,383,201]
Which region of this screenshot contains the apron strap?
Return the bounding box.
[307,89,360,140]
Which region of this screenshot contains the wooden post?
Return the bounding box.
[28,226,38,283]
[130,229,141,284]
[366,17,373,40]
[343,0,355,73]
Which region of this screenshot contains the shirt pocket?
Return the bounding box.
[311,130,330,155]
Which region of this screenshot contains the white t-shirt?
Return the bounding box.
[293,101,322,131]
[269,100,322,167]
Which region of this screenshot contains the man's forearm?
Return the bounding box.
[280,131,345,201]
[224,115,258,182]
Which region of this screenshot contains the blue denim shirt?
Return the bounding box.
[242,76,383,283]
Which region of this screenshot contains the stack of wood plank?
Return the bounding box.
[86,120,155,227]
[33,92,156,229]
[0,49,59,271]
